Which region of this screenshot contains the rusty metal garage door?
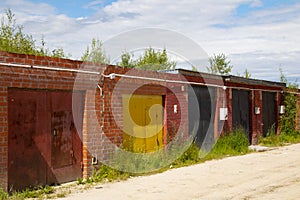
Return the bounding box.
[262,92,276,137]
[232,89,251,143]
[8,90,49,191]
[8,89,84,191]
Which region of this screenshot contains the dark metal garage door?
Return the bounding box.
[8,89,84,191]
[232,89,251,143]
[188,86,215,150]
[262,92,276,137]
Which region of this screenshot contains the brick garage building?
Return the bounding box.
[0,51,292,191]
[0,51,100,191]
[0,51,190,191]
[177,69,286,145]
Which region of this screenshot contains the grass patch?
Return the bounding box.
[0,185,55,200]
[0,185,75,200]
[77,165,131,184]
[259,132,300,147]
[78,128,251,186]
[171,142,201,167]
[55,188,71,198]
[0,188,8,200]
[205,128,250,160]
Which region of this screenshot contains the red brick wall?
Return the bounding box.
[215,87,228,137]
[165,84,188,141]
[0,51,100,190]
[86,66,189,174]
[251,90,263,144]
[0,51,192,190]
[224,88,233,134]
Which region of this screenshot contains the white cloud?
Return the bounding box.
[1,0,56,15]
[84,0,105,9]
[250,0,263,7]
[0,0,299,82]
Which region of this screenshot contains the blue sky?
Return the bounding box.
[28,0,118,17]
[0,0,299,82]
[236,0,298,16]
[18,0,299,18]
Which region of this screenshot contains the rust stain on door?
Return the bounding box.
[8,89,84,191]
[51,111,73,169]
[8,90,48,191]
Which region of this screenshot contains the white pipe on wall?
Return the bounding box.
[0,62,100,75]
[0,61,294,94]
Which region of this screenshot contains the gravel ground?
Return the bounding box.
[59,143,300,200]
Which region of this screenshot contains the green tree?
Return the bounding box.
[81,38,110,64]
[0,9,38,55]
[118,47,176,70]
[207,53,233,75]
[279,67,287,83]
[0,9,68,58]
[279,69,298,135]
[118,51,135,68]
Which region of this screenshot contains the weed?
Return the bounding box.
[77,128,251,185]
[259,132,300,147]
[172,142,200,167]
[77,165,131,185]
[0,188,8,200]
[77,178,85,185]
[55,188,71,198]
[259,94,300,146]
[93,165,130,182]
[206,128,250,160]
[2,185,55,200]
[280,84,298,135]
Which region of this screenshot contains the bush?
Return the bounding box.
[92,165,130,182]
[280,88,298,135]
[175,129,250,163]
[172,142,200,167]
[207,129,250,159]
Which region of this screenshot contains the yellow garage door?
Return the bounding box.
[123,94,163,153]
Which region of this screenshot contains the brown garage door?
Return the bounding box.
[232,89,251,143]
[262,92,276,137]
[8,89,84,191]
[188,85,216,150]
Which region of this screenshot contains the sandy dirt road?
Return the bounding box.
[61,144,300,200]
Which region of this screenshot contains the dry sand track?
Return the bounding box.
[61,144,300,200]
